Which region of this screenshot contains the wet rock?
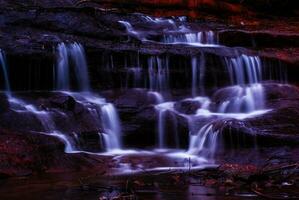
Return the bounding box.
[263,83,299,103]
[174,99,203,115]
[113,89,158,111]
[0,94,9,113]
[49,93,76,111]
[0,128,108,177]
[75,131,104,152]
[0,110,44,132]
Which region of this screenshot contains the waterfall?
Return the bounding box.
[155,102,178,149]
[217,84,265,113]
[56,42,90,91]
[69,43,90,91]
[118,21,141,39]
[191,54,206,97]
[163,31,218,45]
[187,54,266,160]
[187,124,218,160]
[219,54,265,113]
[0,49,11,95]
[101,103,122,150]
[55,42,123,152]
[65,92,123,152]
[119,17,218,47]
[225,54,262,85]
[56,43,70,90]
[9,98,76,153]
[148,56,169,92]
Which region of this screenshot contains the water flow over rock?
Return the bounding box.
[9,97,77,153]
[148,56,169,92]
[188,123,219,161]
[56,42,90,91]
[191,54,206,97]
[0,49,11,96]
[118,16,218,46]
[55,42,122,152]
[219,54,265,113]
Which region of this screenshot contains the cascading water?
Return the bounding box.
[187,124,219,161]
[155,102,179,149]
[118,17,218,47]
[55,43,123,152]
[225,54,262,85]
[69,43,90,91]
[56,42,90,91]
[100,103,122,150]
[118,21,141,39]
[8,97,77,153]
[219,55,265,113]
[1,14,290,175]
[87,99,122,152]
[118,16,272,162]
[191,54,206,97]
[163,31,218,46]
[0,49,11,95]
[148,56,169,92]
[56,43,70,90]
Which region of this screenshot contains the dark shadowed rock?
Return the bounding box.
[174,99,202,115]
[0,94,9,113]
[0,128,108,177]
[49,93,76,111]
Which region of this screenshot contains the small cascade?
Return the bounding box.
[118,21,141,39]
[162,31,218,45]
[142,16,177,28]
[0,49,11,95]
[225,54,262,85]
[69,43,90,91]
[101,103,122,150]
[218,54,265,113]
[49,131,75,153]
[64,92,123,152]
[187,124,219,160]
[185,54,268,160]
[191,54,206,97]
[56,43,70,90]
[119,17,218,46]
[8,97,76,153]
[155,102,179,149]
[56,42,90,91]
[217,84,265,113]
[148,56,169,92]
[55,42,123,152]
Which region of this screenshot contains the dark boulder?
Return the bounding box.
[174,98,203,115]
[0,128,108,177]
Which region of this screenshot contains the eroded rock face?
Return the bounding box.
[174,99,203,115]
[0,92,105,152]
[0,128,113,177]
